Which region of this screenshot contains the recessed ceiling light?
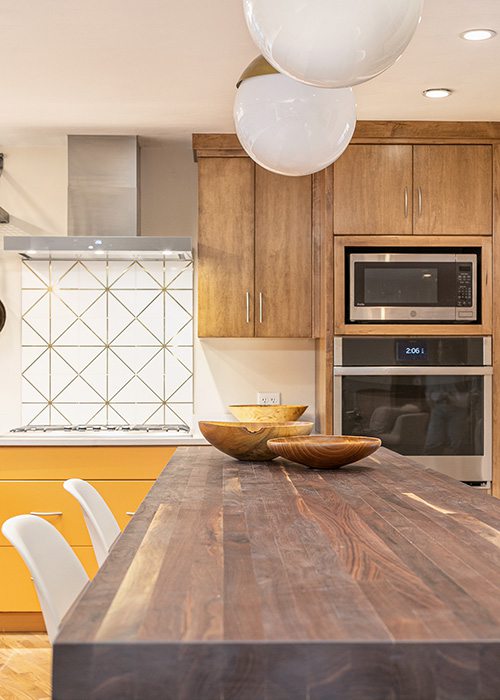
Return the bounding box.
[460,29,496,42]
[423,88,453,99]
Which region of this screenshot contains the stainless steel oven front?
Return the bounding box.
[348,250,478,323]
[333,337,492,485]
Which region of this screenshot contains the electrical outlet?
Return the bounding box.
[257,392,281,406]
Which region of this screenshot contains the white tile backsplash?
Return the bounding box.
[21,259,194,427]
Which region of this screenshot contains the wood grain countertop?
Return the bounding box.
[53,446,500,700]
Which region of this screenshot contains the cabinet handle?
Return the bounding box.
[404,187,409,218]
[259,292,263,323]
[30,511,62,517]
[246,291,250,323]
[126,511,136,516]
[418,187,423,216]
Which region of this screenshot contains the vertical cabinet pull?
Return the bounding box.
[404,187,409,218]
[417,187,423,216]
[246,291,250,323]
[259,293,263,323]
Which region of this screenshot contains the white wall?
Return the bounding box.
[0,146,67,236]
[0,146,68,432]
[0,142,316,432]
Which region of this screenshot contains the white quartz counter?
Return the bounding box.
[0,432,208,447]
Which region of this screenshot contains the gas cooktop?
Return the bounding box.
[11,424,191,433]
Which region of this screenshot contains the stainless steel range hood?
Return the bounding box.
[3,135,192,261]
[4,235,192,260]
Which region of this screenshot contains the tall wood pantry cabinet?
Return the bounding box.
[198,157,313,338]
[333,144,493,235]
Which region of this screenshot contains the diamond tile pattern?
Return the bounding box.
[21,260,194,427]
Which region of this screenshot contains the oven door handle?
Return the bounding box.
[333,366,493,376]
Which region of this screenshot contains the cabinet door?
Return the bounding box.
[333,145,413,235]
[413,145,492,235]
[198,158,255,337]
[255,167,312,338]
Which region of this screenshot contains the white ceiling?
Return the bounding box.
[1,0,499,146]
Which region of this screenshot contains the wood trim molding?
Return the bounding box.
[313,166,334,434]
[192,134,245,160]
[493,145,500,498]
[351,121,500,143]
[193,122,500,160]
[333,235,493,336]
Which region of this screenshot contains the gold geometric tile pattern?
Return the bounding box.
[21,259,193,427]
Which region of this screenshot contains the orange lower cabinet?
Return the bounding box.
[88,480,153,530]
[0,546,98,613]
[0,480,154,546]
[0,445,176,480]
[0,444,176,629]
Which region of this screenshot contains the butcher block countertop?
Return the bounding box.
[53,446,500,700]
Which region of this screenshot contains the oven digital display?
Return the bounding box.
[396,340,428,362]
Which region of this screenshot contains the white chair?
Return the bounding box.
[1,514,89,643]
[63,479,120,567]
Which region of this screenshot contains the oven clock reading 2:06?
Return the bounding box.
[396,340,428,362]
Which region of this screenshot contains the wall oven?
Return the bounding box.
[333,337,492,485]
[348,248,479,323]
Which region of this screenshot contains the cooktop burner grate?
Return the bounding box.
[11,424,191,433]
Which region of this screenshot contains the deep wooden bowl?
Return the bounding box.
[229,404,308,423]
[266,435,382,469]
[199,421,314,462]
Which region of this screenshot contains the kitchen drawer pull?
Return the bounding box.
[126,511,136,516]
[29,511,63,517]
[245,291,250,323]
[404,187,409,218]
[417,187,422,216]
[259,292,263,323]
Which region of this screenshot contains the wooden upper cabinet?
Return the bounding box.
[198,158,255,337]
[333,145,413,235]
[413,145,493,235]
[255,167,312,338]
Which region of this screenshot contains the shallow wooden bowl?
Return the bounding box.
[229,404,308,423]
[199,421,314,462]
[266,435,382,469]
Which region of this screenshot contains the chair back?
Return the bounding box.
[64,479,120,566]
[1,514,89,642]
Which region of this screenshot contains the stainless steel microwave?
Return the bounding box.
[348,250,479,323]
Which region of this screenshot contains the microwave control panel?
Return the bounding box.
[457,264,473,307]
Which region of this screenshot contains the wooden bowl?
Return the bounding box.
[229,404,308,423]
[266,435,382,469]
[199,421,314,462]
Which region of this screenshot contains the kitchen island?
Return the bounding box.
[53,446,500,700]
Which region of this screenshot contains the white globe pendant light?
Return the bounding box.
[234,57,356,177]
[243,0,424,88]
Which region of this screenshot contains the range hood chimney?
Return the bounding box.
[68,135,140,237]
[3,136,192,261]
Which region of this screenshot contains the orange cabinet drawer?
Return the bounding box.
[0,480,153,546]
[0,445,176,480]
[0,546,98,612]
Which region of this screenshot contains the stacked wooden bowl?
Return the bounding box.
[229,404,307,422]
[199,420,314,461]
[267,435,381,469]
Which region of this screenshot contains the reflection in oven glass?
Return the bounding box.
[341,376,484,456]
